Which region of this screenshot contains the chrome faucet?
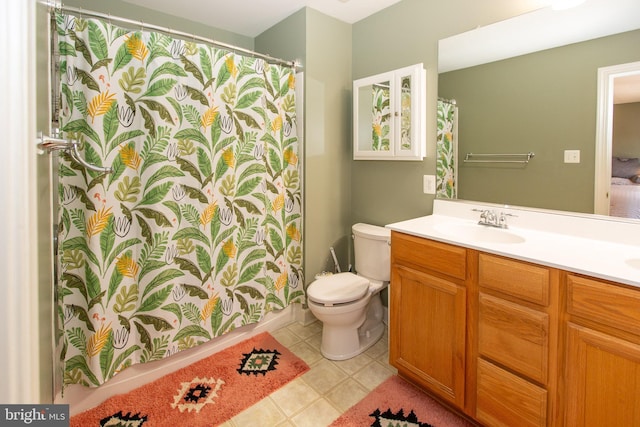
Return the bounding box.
[475,209,512,229]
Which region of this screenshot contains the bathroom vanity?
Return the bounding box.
[387,200,640,426]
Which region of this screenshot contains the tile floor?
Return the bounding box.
[219,320,397,427]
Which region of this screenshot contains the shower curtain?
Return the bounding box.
[436,100,458,199]
[55,12,303,387]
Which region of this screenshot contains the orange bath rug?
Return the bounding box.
[70,332,309,427]
[330,375,474,427]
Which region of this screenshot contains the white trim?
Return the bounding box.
[0,0,41,403]
[594,61,640,215]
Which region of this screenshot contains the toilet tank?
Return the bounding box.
[352,223,391,281]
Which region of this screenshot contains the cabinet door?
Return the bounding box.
[390,264,466,408]
[353,70,395,160]
[353,63,425,160]
[476,359,548,427]
[478,293,549,384]
[393,64,426,160]
[565,323,640,426]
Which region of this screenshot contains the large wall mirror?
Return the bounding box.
[437,0,640,220]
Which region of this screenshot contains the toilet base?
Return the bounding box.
[320,321,385,360]
[319,295,386,360]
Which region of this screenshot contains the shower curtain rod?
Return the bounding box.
[44,1,300,69]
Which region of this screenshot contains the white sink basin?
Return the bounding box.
[434,222,526,244]
[626,259,640,270]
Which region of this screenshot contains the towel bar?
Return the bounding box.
[464,152,535,164]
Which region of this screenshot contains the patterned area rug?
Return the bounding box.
[330,376,474,427]
[70,332,309,427]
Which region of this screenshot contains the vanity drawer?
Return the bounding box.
[476,358,548,427]
[479,254,550,306]
[567,274,640,336]
[478,293,549,384]
[391,231,467,281]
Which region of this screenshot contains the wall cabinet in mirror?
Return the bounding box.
[353,63,426,160]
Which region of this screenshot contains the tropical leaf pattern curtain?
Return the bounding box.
[371,84,390,151]
[55,13,303,387]
[399,82,412,151]
[436,100,457,199]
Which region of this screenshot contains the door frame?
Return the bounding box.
[594,60,640,215]
[0,0,42,403]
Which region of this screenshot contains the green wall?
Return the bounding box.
[303,9,353,277]
[439,29,640,212]
[257,9,353,281]
[613,102,640,158]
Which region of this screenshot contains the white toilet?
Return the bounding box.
[307,223,391,360]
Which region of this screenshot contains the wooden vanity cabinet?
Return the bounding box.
[389,231,470,410]
[389,232,640,427]
[563,274,640,426]
[475,253,559,427]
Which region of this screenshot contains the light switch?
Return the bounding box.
[423,175,436,194]
[564,150,580,163]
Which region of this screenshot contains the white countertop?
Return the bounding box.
[386,200,640,288]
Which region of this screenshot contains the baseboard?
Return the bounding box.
[294,304,317,326]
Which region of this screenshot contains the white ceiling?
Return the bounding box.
[122,0,403,37]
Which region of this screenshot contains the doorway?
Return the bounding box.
[594,61,640,216]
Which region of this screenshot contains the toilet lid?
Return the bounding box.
[307,272,370,305]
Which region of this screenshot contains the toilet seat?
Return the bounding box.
[307,272,370,306]
[368,279,386,293]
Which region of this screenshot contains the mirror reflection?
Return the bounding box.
[437,1,640,220]
[357,80,392,152]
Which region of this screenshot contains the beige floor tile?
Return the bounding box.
[290,399,341,427]
[324,378,370,413]
[377,350,397,374]
[269,377,321,417]
[230,396,287,426]
[223,322,407,425]
[301,359,349,395]
[271,327,304,348]
[287,340,323,366]
[305,331,323,351]
[286,320,322,340]
[364,336,389,359]
[352,360,394,391]
[330,351,373,376]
